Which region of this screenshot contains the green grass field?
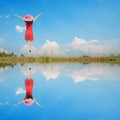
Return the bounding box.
[0,55,120,66]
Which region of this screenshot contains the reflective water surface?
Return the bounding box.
[0,63,120,120]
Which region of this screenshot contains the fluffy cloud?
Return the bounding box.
[39,40,64,56]
[69,37,112,55]
[21,40,64,56]
[16,87,25,95]
[21,44,38,56]
[15,25,26,33]
[20,37,120,56]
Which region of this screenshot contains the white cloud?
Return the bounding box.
[0,47,8,53]
[16,87,25,95]
[39,40,64,56]
[20,37,120,56]
[49,37,119,56]
[15,25,26,33]
[72,37,87,46]
[21,40,64,56]
[69,37,111,55]
[21,44,38,56]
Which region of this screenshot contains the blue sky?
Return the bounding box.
[0,0,120,55]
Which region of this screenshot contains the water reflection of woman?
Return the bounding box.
[15,68,43,107]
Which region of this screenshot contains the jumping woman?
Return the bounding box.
[14,13,42,52]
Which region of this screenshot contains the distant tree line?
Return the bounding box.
[0,52,17,57]
[0,63,16,68]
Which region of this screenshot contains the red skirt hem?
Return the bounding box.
[24,34,34,42]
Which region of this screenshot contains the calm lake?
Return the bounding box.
[0,63,120,120]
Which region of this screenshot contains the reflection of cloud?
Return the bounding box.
[20,64,120,83]
[21,64,39,76]
[40,64,64,80]
[64,64,120,83]
[15,25,26,33]
[21,64,64,80]
[0,68,8,73]
[16,87,25,95]
[0,68,8,83]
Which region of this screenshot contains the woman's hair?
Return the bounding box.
[25,94,33,99]
[25,21,33,24]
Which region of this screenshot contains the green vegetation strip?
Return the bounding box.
[0,55,120,65]
[0,52,120,65]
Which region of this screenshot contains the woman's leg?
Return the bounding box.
[29,67,32,78]
[29,41,32,52]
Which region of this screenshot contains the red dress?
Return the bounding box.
[24,78,34,96]
[25,21,34,41]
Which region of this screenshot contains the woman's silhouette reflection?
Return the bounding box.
[15,68,43,107]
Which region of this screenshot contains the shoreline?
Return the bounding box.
[0,55,120,65]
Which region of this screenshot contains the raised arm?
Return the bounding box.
[14,14,24,21]
[33,97,43,108]
[33,13,42,22]
[14,97,25,106]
